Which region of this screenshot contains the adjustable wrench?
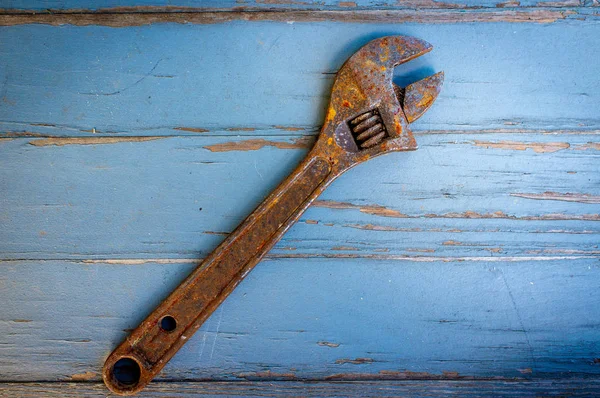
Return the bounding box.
[103,35,443,395]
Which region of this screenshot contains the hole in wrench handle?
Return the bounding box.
[102,152,334,395]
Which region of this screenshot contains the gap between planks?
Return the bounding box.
[1,379,600,397]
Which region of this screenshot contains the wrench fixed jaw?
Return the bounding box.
[317,36,443,174]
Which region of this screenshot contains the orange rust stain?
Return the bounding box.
[174,127,209,133]
[342,100,351,108]
[204,137,312,152]
[325,106,337,123]
[473,140,570,153]
[71,371,97,381]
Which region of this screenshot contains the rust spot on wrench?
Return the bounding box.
[102,36,443,395]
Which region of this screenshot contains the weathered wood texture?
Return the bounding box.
[0,1,599,394]
[2,380,600,397]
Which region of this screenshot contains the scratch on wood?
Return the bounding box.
[70,371,97,381]
[336,358,374,365]
[12,319,32,323]
[29,136,165,147]
[406,248,436,252]
[305,219,319,224]
[338,1,357,6]
[203,137,312,152]
[473,140,570,153]
[203,231,230,236]
[0,8,582,27]
[318,341,340,347]
[511,192,600,204]
[174,127,209,133]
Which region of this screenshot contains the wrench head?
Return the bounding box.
[322,36,443,157]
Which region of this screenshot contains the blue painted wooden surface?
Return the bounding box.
[0,1,599,394]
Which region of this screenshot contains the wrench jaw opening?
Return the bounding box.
[320,36,443,173]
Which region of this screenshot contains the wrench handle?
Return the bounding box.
[103,149,333,395]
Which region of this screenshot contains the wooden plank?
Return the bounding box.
[0,23,599,137]
[2,380,600,397]
[0,133,598,260]
[1,258,599,381]
[0,0,592,11]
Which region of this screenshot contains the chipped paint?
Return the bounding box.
[443,240,462,246]
[336,358,374,365]
[511,192,600,204]
[203,137,312,152]
[71,371,97,381]
[174,127,209,133]
[314,200,600,221]
[574,142,600,151]
[318,341,341,348]
[29,136,165,147]
[312,200,408,218]
[331,246,360,251]
[473,140,570,153]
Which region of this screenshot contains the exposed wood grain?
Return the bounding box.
[0,8,590,26]
[1,258,599,380]
[2,379,600,397]
[1,133,597,260]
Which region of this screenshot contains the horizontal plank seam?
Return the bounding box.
[1,255,599,264]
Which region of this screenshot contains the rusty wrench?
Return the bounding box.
[103,35,444,395]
